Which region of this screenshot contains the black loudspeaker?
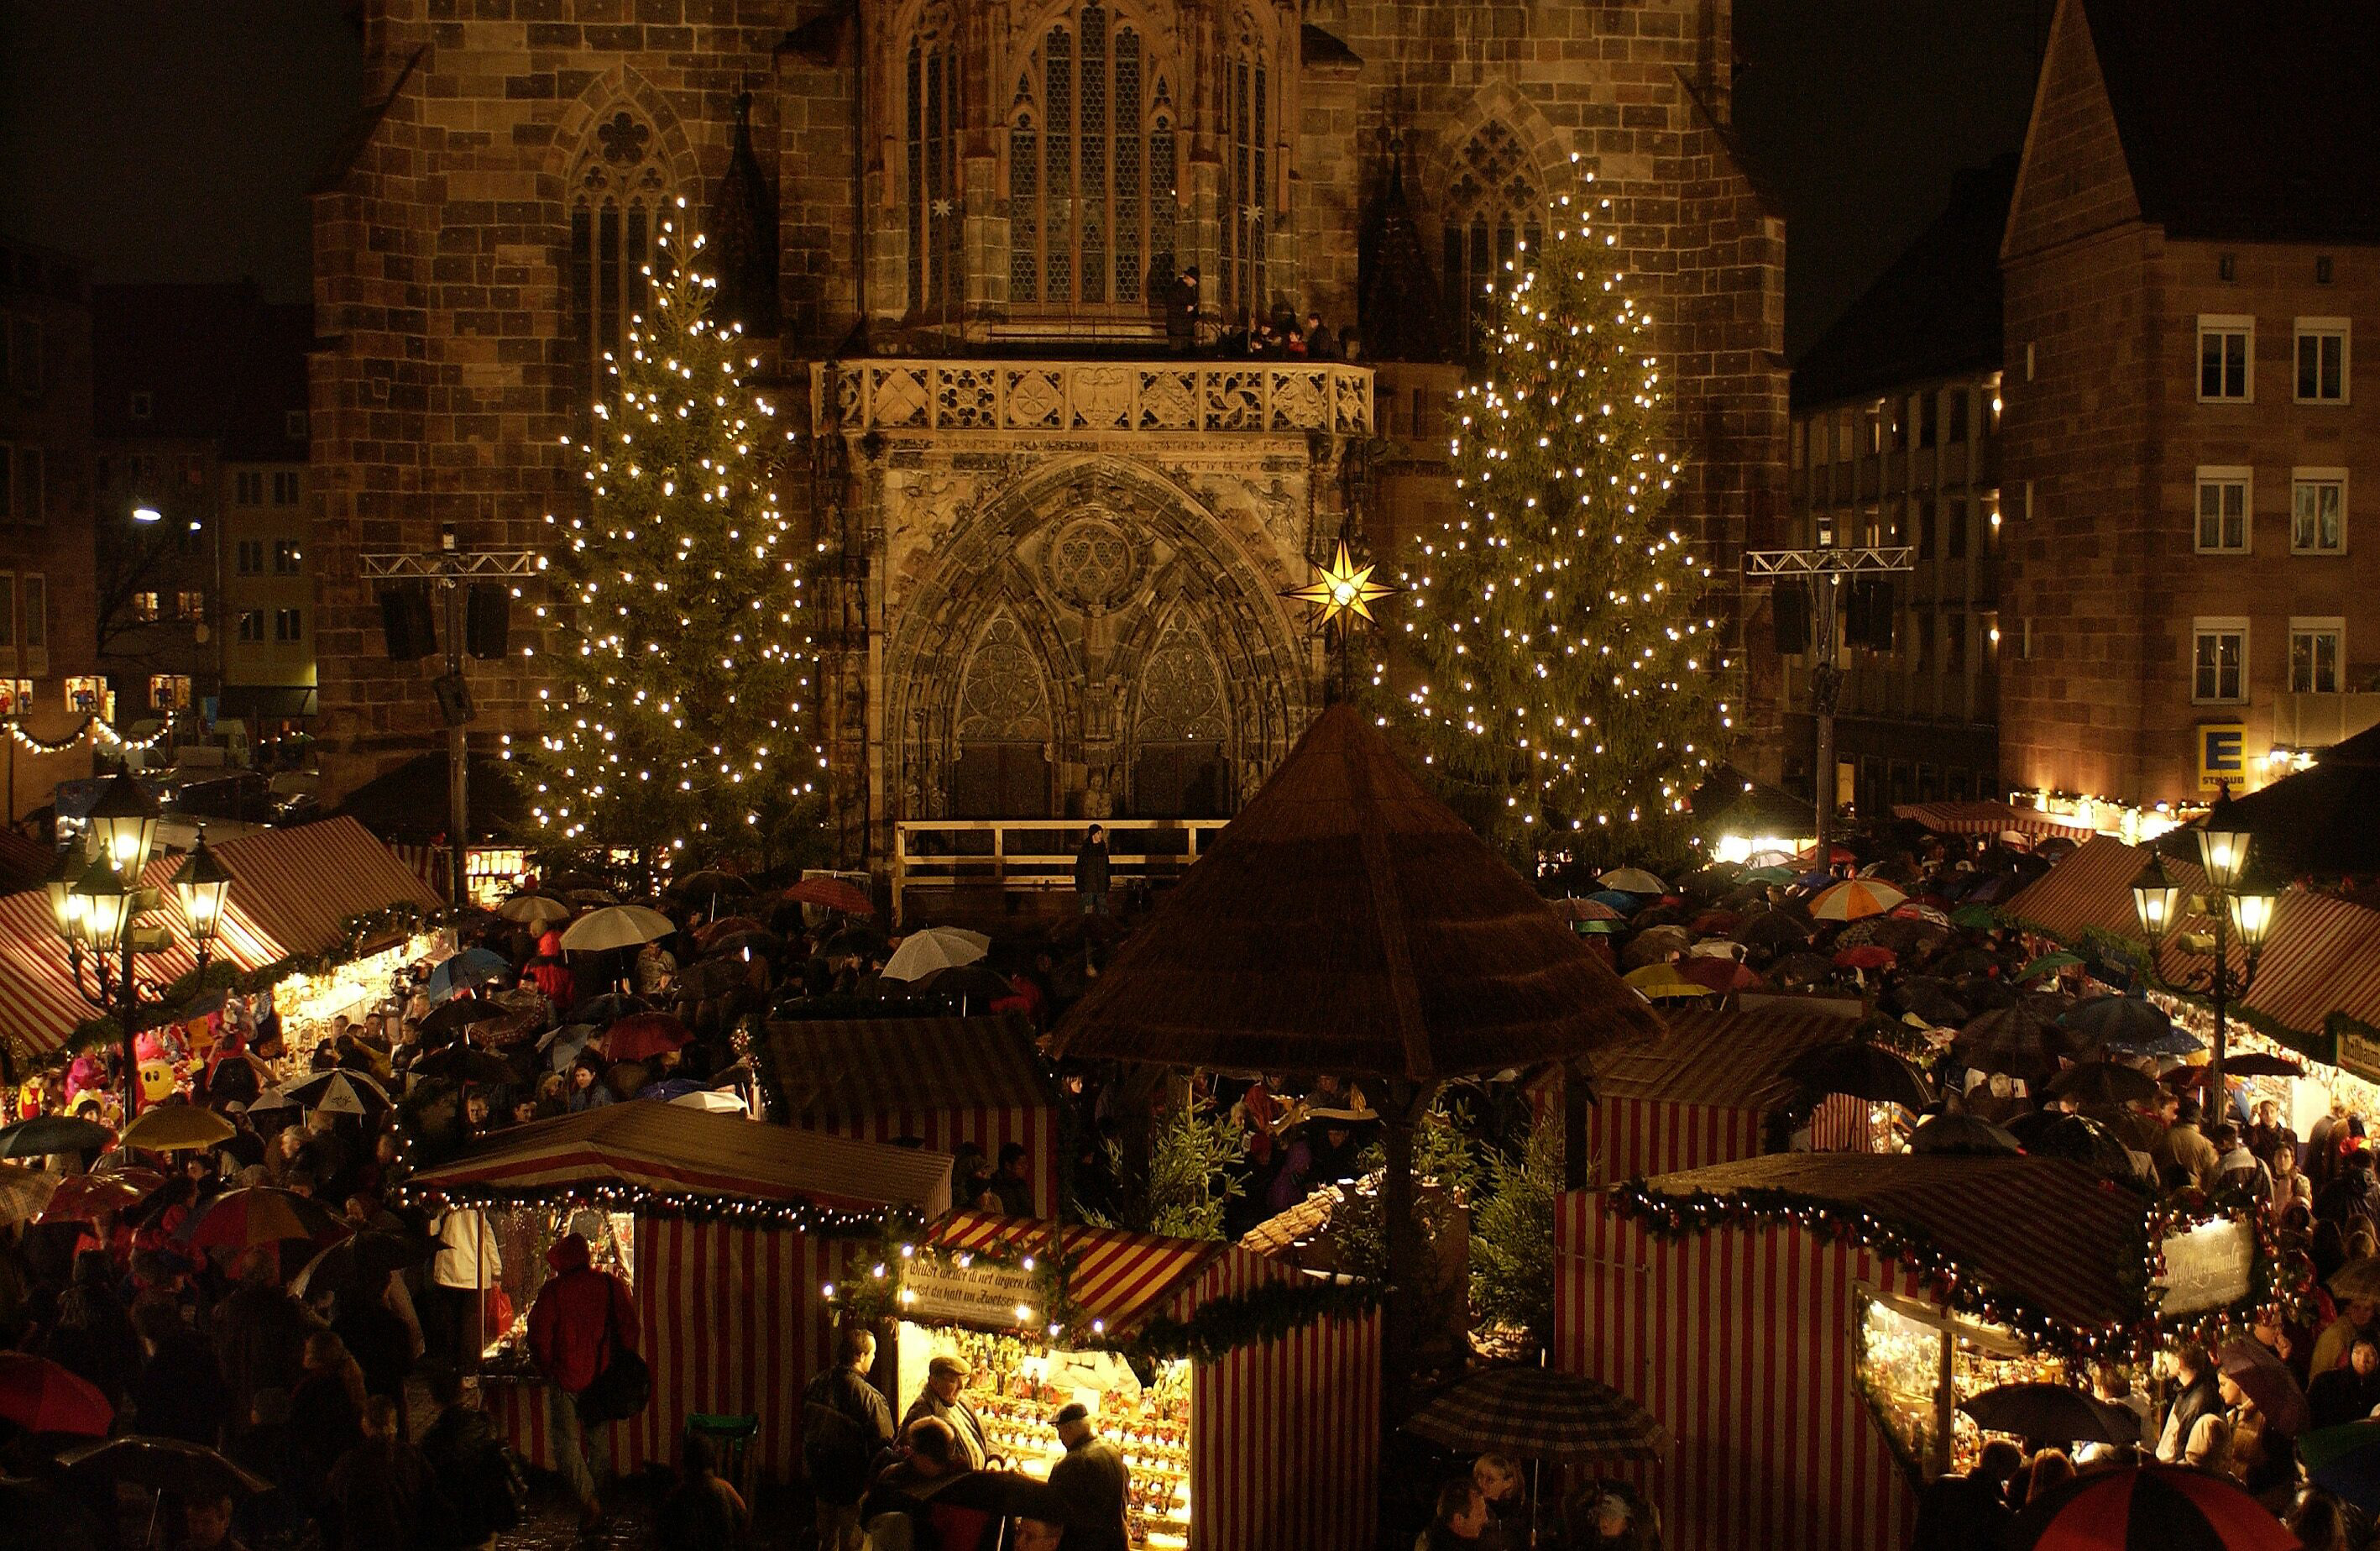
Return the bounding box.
[433,673,475,727]
[1771,580,1812,654]
[377,584,437,661]
[1847,579,1899,652]
[466,584,512,660]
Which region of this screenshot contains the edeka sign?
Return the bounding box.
[2155,1218,2254,1318]
[2198,722,2247,794]
[903,1255,1042,1328]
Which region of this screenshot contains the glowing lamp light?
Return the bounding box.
[84,772,160,886]
[2228,888,2278,950]
[44,841,86,941]
[1286,541,1397,629]
[171,830,234,951]
[69,856,133,951]
[2195,795,2251,891]
[2131,857,2181,940]
[132,506,161,524]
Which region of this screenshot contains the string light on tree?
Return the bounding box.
[509,203,823,862]
[1395,159,1730,866]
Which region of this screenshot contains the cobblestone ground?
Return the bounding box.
[500,1474,805,1549]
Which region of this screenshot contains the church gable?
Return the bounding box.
[2001,0,2143,262]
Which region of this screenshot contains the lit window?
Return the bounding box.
[2292,469,2346,554]
[2295,319,2349,403]
[2198,315,2252,401]
[2194,467,2252,553]
[176,590,206,622]
[2193,619,2247,703]
[2288,618,2343,694]
[132,590,160,622]
[273,539,302,574]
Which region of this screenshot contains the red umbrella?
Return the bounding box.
[0,1352,114,1436]
[39,1168,167,1225]
[2008,1463,2296,1549]
[176,1187,349,1251]
[604,1012,693,1062]
[1676,957,1767,993]
[1834,945,1899,972]
[1795,843,1858,867]
[782,876,875,917]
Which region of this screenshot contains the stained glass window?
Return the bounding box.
[1007,4,1174,313]
[906,40,962,313]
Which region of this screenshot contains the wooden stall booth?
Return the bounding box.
[858,1209,1382,1551]
[1556,1153,2260,1551]
[764,1014,1060,1218]
[406,1101,952,1485]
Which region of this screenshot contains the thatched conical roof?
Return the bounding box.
[1049,705,1663,1082]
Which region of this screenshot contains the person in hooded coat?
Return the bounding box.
[526,1230,636,1529]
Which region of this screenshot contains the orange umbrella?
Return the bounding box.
[1810,879,1907,922]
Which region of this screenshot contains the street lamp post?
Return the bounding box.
[2130,795,2276,1110]
[45,772,233,1115]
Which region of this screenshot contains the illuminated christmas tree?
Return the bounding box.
[512,212,821,865]
[1397,165,1730,865]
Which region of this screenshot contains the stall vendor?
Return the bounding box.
[902,1353,991,1470]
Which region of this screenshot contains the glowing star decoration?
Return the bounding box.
[1285,541,1398,631]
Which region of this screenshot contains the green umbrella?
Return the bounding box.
[1950,904,2001,931]
[1743,866,1797,885]
[2017,950,2084,982]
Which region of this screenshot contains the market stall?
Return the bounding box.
[763,1015,1059,1217]
[1530,1005,1881,1179]
[847,1208,1379,1551]
[406,1100,954,1484]
[1556,1153,2263,1551]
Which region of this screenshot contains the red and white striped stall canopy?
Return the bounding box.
[1892,799,2095,841]
[0,816,439,1060]
[2004,835,2380,1051]
[926,1209,1300,1338]
[765,1016,1053,1123]
[412,1102,954,1218]
[1629,1152,2148,1336]
[1588,1005,1862,1112]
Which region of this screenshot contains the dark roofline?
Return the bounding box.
[311,45,427,197]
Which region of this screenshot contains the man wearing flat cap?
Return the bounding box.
[1048,1402,1130,1551]
[902,1352,991,1470]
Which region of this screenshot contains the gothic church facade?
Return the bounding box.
[309,0,1785,865]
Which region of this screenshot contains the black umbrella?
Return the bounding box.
[702,929,780,959]
[290,1230,437,1297]
[1952,1003,2091,1081]
[61,1435,271,1498]
[915,964,1015,1012]
[1896,987,1972,1027]
[1781,1041,1932,1110]
[407,1044,517,1086]
[676,956,747,996]
[2064,994,2194,1054]
[571,993,649,1024]
[2017,1113,2142,1179]
[1736,911,1812,952]
[2044,1061,2161,1106]
[823,925,887,956]
[415,998,510,1043]
[672,868,753,899]
[0,1116,113,1159]
[1959,1382,2142,1446]
[1770,951,1838,983]
[1908,1112,2022,1155]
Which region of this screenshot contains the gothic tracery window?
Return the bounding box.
[1008,3,1177,311]
[1442,122,1542,356]
[906,21,963,314]
[568,108,675,393]
[1218,18,1271,321]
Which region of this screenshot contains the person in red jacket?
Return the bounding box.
[523,930,576,1007]
[526,1231,634,1527]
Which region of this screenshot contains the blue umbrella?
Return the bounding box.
[1584,890,1640,914]
[426,948,513,1004]
[539,1023,599,1074]
[1796,869,1835,890]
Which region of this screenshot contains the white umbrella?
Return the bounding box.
[558,904,677,951]
[881,925,992,982]
[668,1089,748,1114]
[1687,939,1744,961]
[499,893,572,927]
[1598,867,1668,895]
[286,1071,390,1119]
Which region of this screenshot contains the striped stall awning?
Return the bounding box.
[411,1102,954,1218]
[765,1016,1054,1122]
[1587,1004,1862,1112]
[1893,799,2097,840]
[0,816,443,1061]
[927,1210,1300,1337]
[2004,836,2380,1049]
[1631,1152,2149,1335]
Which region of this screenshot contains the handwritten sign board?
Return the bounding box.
[2155,1218,2253,1318]
[2338,1028,2380,1086]
[902,1256,1040,1328]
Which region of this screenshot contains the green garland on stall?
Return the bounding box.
[47,899,463,1065]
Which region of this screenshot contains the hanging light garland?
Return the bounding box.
[1395,158,1730,864]
[9,715,171,756]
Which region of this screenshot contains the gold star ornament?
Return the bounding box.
[1285,540,1398,630]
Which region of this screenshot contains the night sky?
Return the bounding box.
[1,0,2042,358]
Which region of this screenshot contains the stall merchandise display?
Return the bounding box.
[899,1323,1194,1549]
[1859,1296,2068,1477]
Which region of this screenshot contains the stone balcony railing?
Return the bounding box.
[813,359,1374,438]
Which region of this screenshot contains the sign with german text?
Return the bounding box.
[2197,723,2247,794]
[2155,1218,2253,1317]
[902,1255,1039,1329]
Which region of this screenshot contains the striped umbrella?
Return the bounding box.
[175,1187,348,1251]
[1810,879,1907,921]
[0,1164,58,1227]
[2007,1463,2297,1549]
[1403,1366,1669,1463]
